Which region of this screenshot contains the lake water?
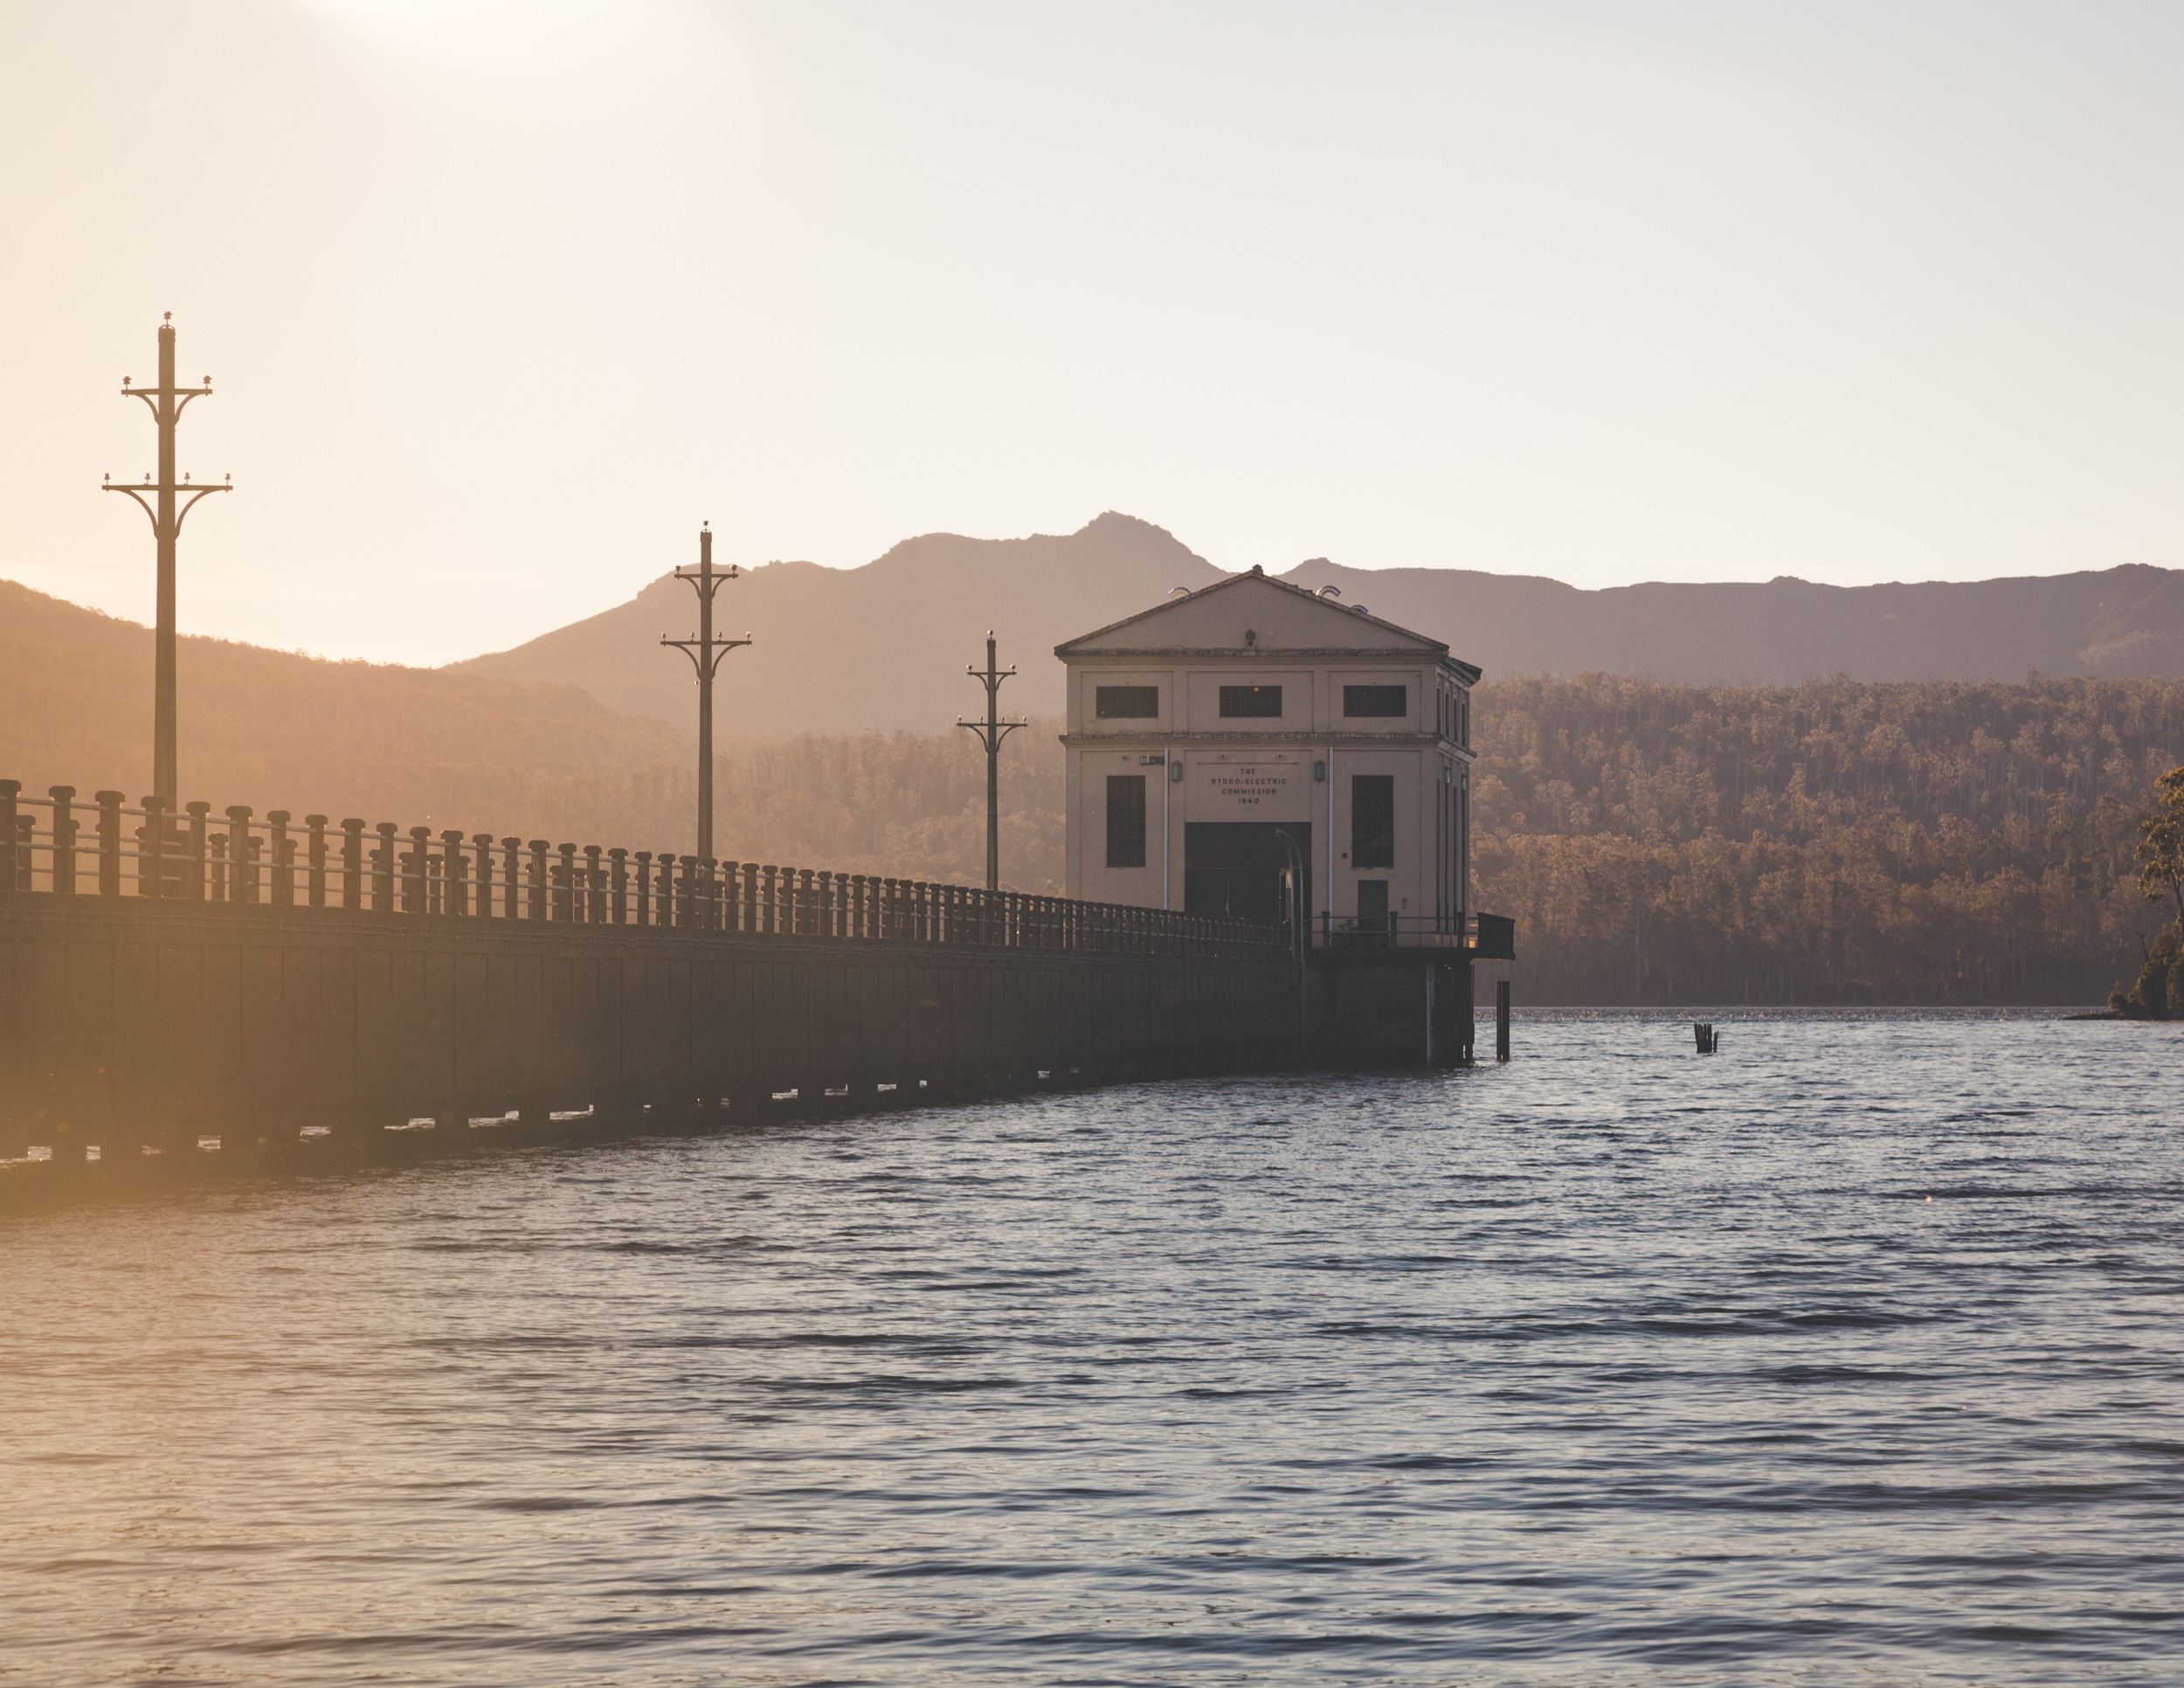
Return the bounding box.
[5,1010,2181,1685]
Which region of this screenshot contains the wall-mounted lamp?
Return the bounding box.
[1312,760,1327,783]
[1170,761,1185,783]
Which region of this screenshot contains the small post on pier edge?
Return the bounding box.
[1496,979,1510,1062]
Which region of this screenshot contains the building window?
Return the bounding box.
[1344,684,1406,718]
[1351,774,1394,868]
[1095,685,1159,719]
[1219,685,1282,718]
[1106,775,1147,868]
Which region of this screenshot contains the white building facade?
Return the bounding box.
[1056,567,1479,937]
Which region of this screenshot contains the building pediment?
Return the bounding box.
[1056,568,1449,660]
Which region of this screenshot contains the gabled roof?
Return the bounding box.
[1056,565,1478,681]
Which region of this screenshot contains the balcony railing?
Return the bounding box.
[1308,911,1516,958]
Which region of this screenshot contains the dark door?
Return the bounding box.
[1356,879,1389,934]
[1183,822,1310,927]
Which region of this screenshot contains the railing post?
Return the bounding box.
[341,820,366,910]
[549,843,572,922]
[0,781,17,892]
[742,861,759,933]
[45,786,76,895]
[183,800,211,900]
[719,860,740,933]
[445,831,470,917]
[523,841,547,920]
[815,870,833,937]
[306,815,328,907]
[404,825,431,915]
[633,851,653,926]
[372,823,398,911]
[698,857,717,930]
[472,832,494,917]
[268,811,294,905]
[609,847,628,924]
[140,796,167,898]
[584,845,605,924]
[223,807,254,903]
[501,838,522,919]
[95,792,124,897]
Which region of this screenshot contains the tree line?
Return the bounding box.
[1473,674,2184,1005]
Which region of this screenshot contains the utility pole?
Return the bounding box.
[660,523,750,860]
[957,632,1026,891]
[104,313,230,808]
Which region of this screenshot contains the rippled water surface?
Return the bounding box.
[6,1011,2183,1685]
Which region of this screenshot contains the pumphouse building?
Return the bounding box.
[1056,564,1477,937]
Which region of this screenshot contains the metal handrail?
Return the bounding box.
[1309,910,1516,958]
[0,778,1289,962]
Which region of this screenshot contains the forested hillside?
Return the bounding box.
[1475,675,2182,1005]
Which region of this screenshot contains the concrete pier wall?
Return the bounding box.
[1,896,1297,1161]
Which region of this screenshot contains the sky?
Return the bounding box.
[3,1,2183,667]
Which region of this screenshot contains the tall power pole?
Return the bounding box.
[957,633,1026,891]
[104,313,230,807]
[660,523,750,860]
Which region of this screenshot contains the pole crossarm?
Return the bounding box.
[122,382,214,422]
[103,476,231,533]
[955,716,1028,748]
[660,630,752,680]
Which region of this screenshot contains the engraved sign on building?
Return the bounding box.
[1199,758,1304,816]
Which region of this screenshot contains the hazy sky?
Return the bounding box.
[4,2,2183,665]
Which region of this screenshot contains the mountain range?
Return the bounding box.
[451,513,2184,733]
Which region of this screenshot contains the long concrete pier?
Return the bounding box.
[1,890,1296,1172]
